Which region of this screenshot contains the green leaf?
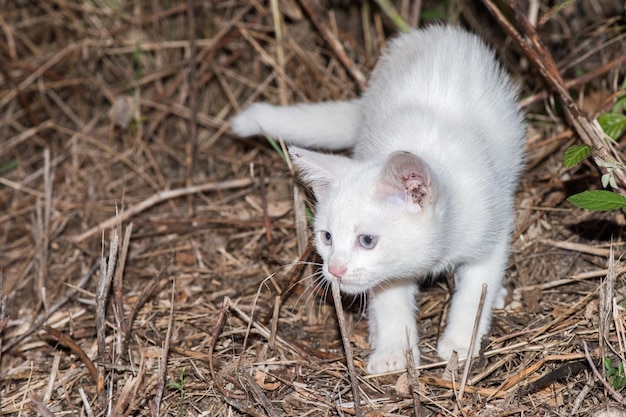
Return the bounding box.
[612,95,626,114]
[567,190,626,211]
[598,113,626,140]
[563,144,592,168]
[262,132,288,164]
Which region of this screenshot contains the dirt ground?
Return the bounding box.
[1,1,626,416]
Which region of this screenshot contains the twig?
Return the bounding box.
[122,253,175,356]
[296,0,367,91]
[185,0,198,215]
[240,372,282,417]
[599,243,616,359]
[114,222,133,345]
[208,298,231,383]
[405,347,423,416]
[270,0,288,106]
[457,284,488,403]
[97,227,119,403]
[151,277,176,416]
[570,372,595,415]
[269,295,281,350]
[259,165,272,244]
[520,360,588,395]
[331,281,362,417]
[222,397,267,417]
[372,0,411,32]
[71,177,256,243]
[583,342,625,404]
[520,55,626,108]
[410,0,422,29]
[2,261,99,353]
[79,387,95,417]
[481,0,626,192]
[419,375,508,398]
[227,297,302,355]
[0,272,6,360]
[44,326,99,384]
[0,57,39,125]
[29,396,55,417]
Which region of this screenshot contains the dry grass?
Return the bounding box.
[1,1,626,416]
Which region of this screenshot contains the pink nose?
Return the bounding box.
[328,264,347,279]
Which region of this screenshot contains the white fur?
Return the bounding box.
[232,26,525,374]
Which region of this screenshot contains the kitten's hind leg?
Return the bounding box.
[366,280,420,374]
[437,239,509,361]
[231,100,361,150]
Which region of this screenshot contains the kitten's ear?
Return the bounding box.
[288,146,351,199]
[376,151,435,213]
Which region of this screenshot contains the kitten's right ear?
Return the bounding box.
[376,151,435,213]
[288,147,349,199]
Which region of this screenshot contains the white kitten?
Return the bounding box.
[232,26,525,374]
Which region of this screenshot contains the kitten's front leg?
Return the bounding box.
[437,240,509,361]
[366,280,420,374]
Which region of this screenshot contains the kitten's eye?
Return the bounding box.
[320,230,332,245]
[358,234,378,249]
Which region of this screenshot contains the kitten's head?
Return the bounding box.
[289,147,440,294]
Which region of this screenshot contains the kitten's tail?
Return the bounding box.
[231,100,360,150]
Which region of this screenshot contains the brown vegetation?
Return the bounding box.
[1,0,625,416]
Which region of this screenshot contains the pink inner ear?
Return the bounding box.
[376,151,433,212]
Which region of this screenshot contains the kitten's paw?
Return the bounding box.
[230,103,272,137]
[366,346,420,374]
[493,286,508,309]
[437,335,476,361]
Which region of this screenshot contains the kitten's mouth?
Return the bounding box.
[331,278,371,295]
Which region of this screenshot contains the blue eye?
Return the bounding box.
[320,230,332,245]
[358,234,377,249]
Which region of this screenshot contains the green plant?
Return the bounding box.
[263,132,288,164]
[604,357,626,391]
[168,368,187,417]
[0,159,19,176]
[563,78,626,211]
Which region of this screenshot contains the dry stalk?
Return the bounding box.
[112,352,146,416]
[269,0,288,106]
[71,177,256,243]
[151,277,176,417]
[29,396,55,417]
[185,0,198,215]
[42,349,61,401]
[583,342,626,405]
[405,347,423,416]
[296,0,367,90]
[78,387,94,417]
[457,284,488,403]
[330,281,362,417]
[258,165,272,244]
[208,298,231,383]
[122,252,175,356]
[372,0,411,32]
[44,325,98,384]
[599,244,616,358]
[608,247,625,363]
[269,294,281,350]
[227,297,301,355]
[240,372,282,417]
[0,272,6,360]
[2,261,98,354]
[113,222,133,347]
[97,226,119,403]
[481,0,626,192]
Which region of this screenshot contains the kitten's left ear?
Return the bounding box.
[288,146,352,199]
[376,151,435,213]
